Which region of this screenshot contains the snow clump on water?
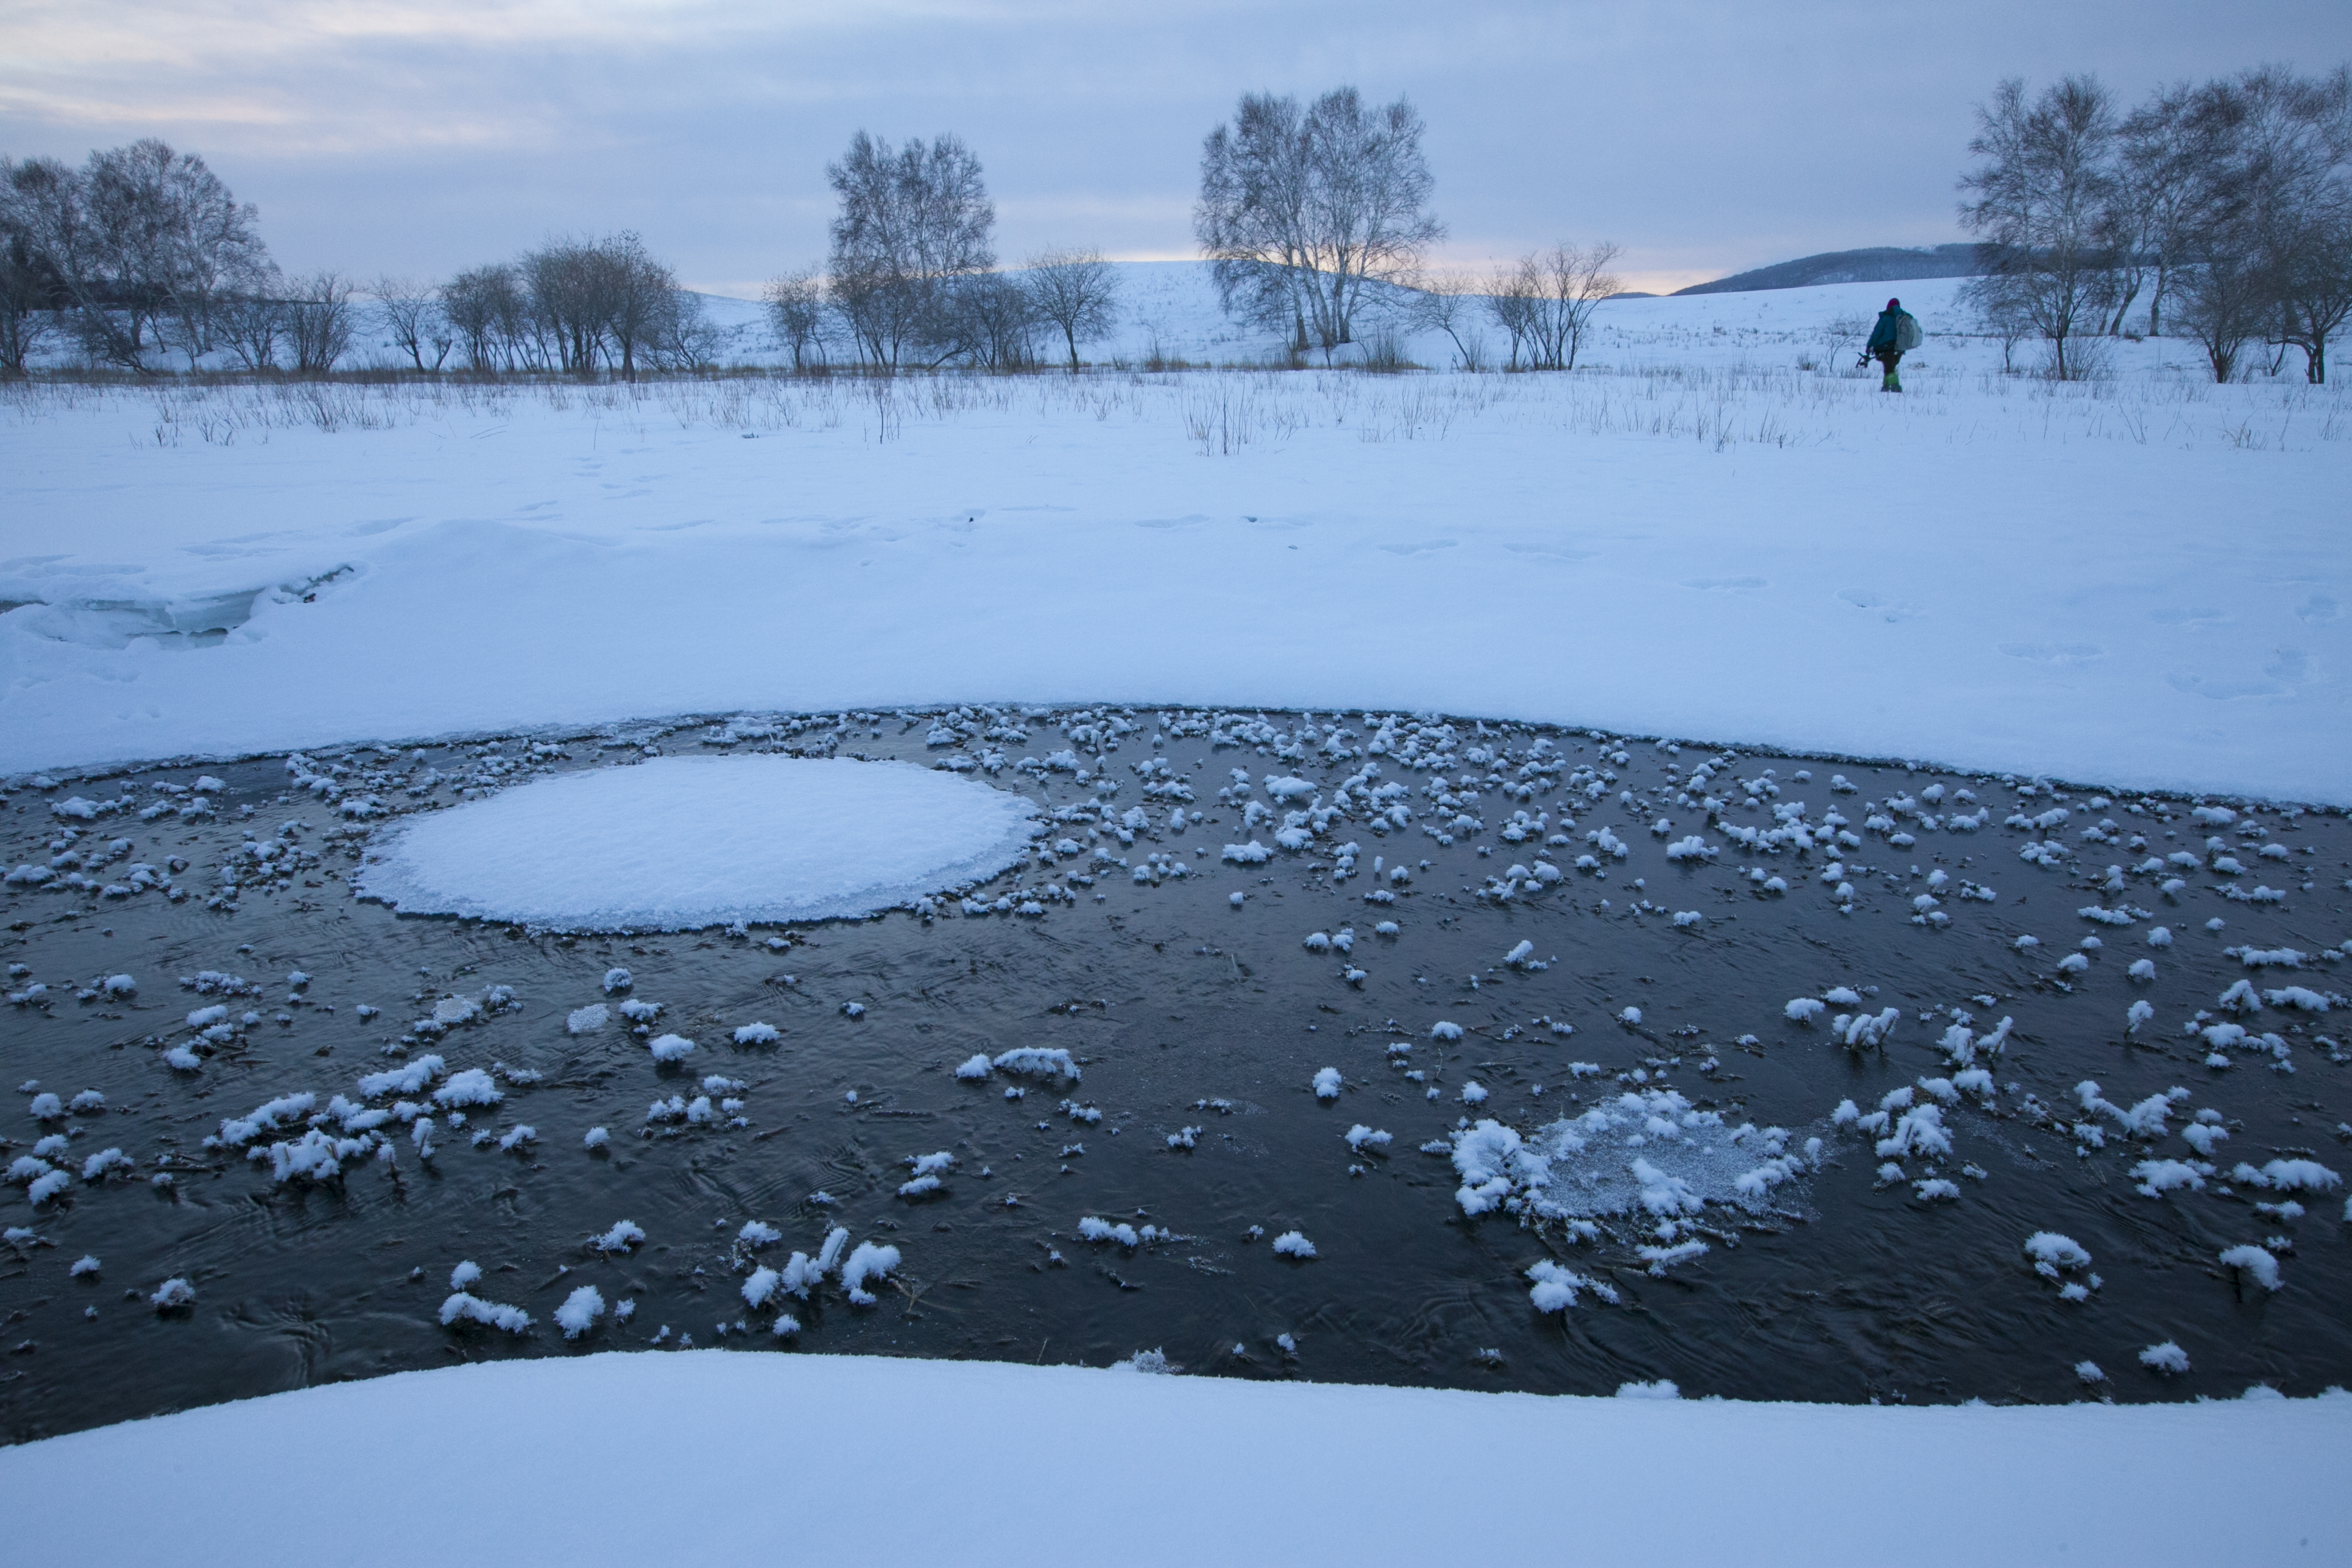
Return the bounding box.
[1525,1259,1616,1312]
[1450,1089,1805,1221]
[838,1241,902,1305]
[2217,1244,2282,1292]
[992,1047,1079,1082]
[440,1292,531,1333]
[556,1285,607,1338]
[357,755,1039,931]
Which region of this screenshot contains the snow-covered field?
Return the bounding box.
[1,1352,2342,1566]
[3,270,2343,802]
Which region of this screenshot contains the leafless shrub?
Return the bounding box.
[371,275,451,372]
[1487,242,1623,370]
[284,272,357,376]
[761,267,832,371]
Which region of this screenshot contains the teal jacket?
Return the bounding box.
[1868,308,1921,353]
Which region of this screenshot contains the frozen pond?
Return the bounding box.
[2,707,2345,1441]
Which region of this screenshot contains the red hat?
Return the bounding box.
[1887,297,1901,309]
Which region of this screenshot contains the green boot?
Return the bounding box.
[1881,367,1902,392]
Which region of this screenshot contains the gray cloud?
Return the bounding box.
[4,0,2343,294]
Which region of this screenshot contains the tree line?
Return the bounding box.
[0,142,718,378]
[0,91,1564,378]
[1960,66,2351,381]
[9,69,2341,382]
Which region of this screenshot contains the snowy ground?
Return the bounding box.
[4,269,2348,1535]
[3,269,2343,802]
[0,1353,2343,1565]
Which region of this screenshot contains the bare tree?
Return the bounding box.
[78,139,270,369]
[2174,239,2269,381]
[652,289,730,372]
[599,231,681,381]
[761,266,832,370]
[1486,242,1623,370]
[442,263,527,370]
[1958,76,2122,379]
[1023,248,1120,370]
[1968,283,2034,372]
[5,155,133,366]
[943,272,1037,369]
[1406,274,1489,370]
[0,164,58,374]
[522,238,610,375]
[284,271,356,375]
[2117,81,2242,337]
[216,293,286,372]
[4,143,275,371]
[2271,202,2352,382]
[2147,66,2352,383]
[1196,87,1443,357]
[436,235,699,379]
[1486,264,1538,370]
[2240,66,2352,383]
[825,131,995,369]
[371,275,450,371]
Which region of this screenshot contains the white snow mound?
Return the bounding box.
[357,756,1037,930]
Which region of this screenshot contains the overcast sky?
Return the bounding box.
[5,0,2346,296]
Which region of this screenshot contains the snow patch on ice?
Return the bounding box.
[358,756,1037,930]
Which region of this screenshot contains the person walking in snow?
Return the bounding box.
[1863,297,1921,391]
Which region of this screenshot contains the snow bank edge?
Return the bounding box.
[1,1352,2342,1565]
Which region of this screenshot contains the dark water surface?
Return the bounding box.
[2,709,2346,1442]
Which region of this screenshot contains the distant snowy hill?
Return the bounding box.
[1673,244,1983,296]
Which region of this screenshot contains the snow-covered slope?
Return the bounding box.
[1,1353,2341,1566]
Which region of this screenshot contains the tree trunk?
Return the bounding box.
[2106,278,2140,336]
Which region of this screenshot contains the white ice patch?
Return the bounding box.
[1450,1090,1799,1221]
[357,755,1038,930]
